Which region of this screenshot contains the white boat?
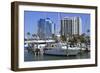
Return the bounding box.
[44,43,80,56]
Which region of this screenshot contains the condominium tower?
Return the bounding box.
[61,17,81,36]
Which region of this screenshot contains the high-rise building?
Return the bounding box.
[61,17,81,37]
[38,18,53,39]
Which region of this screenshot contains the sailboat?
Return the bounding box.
[44,42,80,56]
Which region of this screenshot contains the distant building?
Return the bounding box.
[61,17,82,37]
[38,18,53,39]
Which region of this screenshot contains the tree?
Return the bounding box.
[87,29,90,35]
[85,35,90,51]
[77,34,86,53]
[65,34,69,56]
[79,34,86,43]
[32,34,39,53]
[51,34,58,42]
[60,35,66,42]
[68,34,79,47]
[52,34,55,40]
[26,32,31,51]
[32,34,37,40]
[60,35,69,55]
[27,32,31,40]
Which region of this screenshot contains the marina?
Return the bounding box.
[24,11,91,62]
[24,48,90,61]
[24,40,90,61]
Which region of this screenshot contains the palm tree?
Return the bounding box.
[60,35,66,42]
[32,34,37,52]
[85,29,90,51]
[85,36,90,51]
[27,32,31,40]
[87,29,90,35]
[32,34,37,40]
[78,34,86,53]
[52,34,55,40]
[26,32,31,51]
[69,34,79,47]
[32,34,40,55]
[60,35,69,55]
[65,34,69,56]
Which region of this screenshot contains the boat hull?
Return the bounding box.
[44,48,80,56]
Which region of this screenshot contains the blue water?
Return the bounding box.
[24,49,90,62]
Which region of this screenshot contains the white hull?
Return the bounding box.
[44,47,80,56]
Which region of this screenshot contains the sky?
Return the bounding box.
[24,11,90,37]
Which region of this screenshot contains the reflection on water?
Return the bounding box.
[24,49,90,62]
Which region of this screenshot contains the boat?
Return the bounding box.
[44,43,80,56]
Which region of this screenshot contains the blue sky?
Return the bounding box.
[24,11,90,37]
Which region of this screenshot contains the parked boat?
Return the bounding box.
[44,43,80,56]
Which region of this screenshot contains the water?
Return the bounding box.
[24,49,90,62]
